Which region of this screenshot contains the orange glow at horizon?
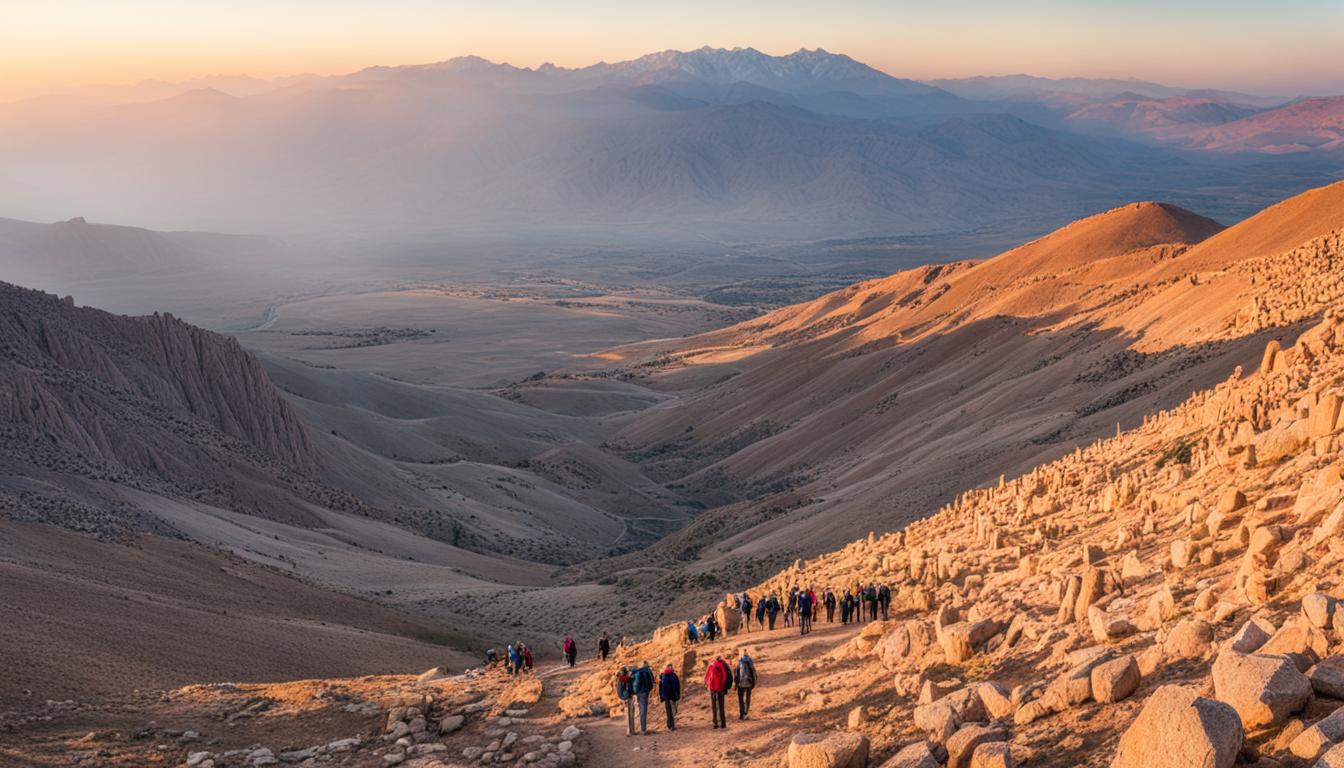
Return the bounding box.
[4,1,1343,101]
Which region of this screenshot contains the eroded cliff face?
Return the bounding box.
[0,282,317,533]
[0,283,310,467]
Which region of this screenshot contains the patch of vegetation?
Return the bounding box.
[1155,437,1196,469]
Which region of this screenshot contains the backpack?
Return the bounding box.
[736,657,756,689]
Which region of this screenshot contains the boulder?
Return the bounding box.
[945,724,1006,768]
[938,620,1002,664]
[1303,593,1338,629]
[1317,743,1344,768]
[1075,567,1109,622]
[1091,655,1141,704]
[1226,616,1276,654]
[788,732,870,768]
[1309,660,1344,699]
[1089,605,1137,643]
[879,741,939,768]
[970,742,1012,768]
[1110,685,1242,768]
[1165,618,1214,659]
[1289,706,1344,762]
[1211,651,1312,730]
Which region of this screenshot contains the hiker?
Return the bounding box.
[755,596,767,629]
[797,588,812,635]
[686,620,698,645]
[766,594,780,630]
[507,644,521,675]
[740,592,754,633]
[615,666,635,736]
[598,633,611,661]
[878,583,892,620]
[698,619,709,642]
[824,589,837,623]
[705,614,719,642]
[522,644,534,673]
[734,649,757,720]
[784,587,797,628]
[705,655,733,729]
[809,587,819,623]
[563,636,577,667]
[658,662,681,731]
[866,584,879,621]
[485,648,499,667]
[632,660,655,735]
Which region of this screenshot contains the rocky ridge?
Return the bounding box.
[564,303,1344,766]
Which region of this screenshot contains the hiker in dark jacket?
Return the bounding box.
[878,583,892,620]
[632,661,655,735]
[766,594,780,630]
[705,614,719,642]
[865,584,879,621]
[733,650,757,720]
[824,589,837,623]
[598,634,611,661]
[658,664,681,730]
[740,592,754,633]
[797,589,813,635]
[755,596,767,628]
[784,587,797,628]
[615,666,635,736]
[704,656,733,729]
[686,620,698,644]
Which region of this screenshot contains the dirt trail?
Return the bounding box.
[536,619,872,767]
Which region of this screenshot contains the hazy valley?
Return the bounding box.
[3,40,1344,768]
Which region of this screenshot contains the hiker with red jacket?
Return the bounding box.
[522,644,534,673]
[704,655,733,729]
[562,636,577,667]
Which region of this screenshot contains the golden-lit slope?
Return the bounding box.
[579,183,1344,585]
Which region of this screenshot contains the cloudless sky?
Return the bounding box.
[4,0,1343,100]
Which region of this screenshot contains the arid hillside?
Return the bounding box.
[561,284,1344,768]
[12,183,1344,768]
[552,183,1344,604]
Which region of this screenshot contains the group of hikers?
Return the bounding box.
[488,633,613,672]
[484,581,895,735]
[690,583,895,641]
[613,649,757,735]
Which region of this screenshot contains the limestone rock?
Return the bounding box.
[1211,651,1312,730]
[1165,618,1214,659]
[788,732,870,768]
[1091,655,1141,704]
[945,724,1006,768]
[880,741,939,768]
[1110,685,1242,768]
[970,742,1012,768]
[1289,706,1344,761]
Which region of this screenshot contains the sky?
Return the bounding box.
[4,0,1344,100]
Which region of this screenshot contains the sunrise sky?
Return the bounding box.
[5,0,1344,101]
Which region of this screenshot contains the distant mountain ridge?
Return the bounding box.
[2,47,1341,237]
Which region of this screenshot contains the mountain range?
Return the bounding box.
[1,47,1340,241]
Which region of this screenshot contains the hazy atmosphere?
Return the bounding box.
[3,3,1344,768]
